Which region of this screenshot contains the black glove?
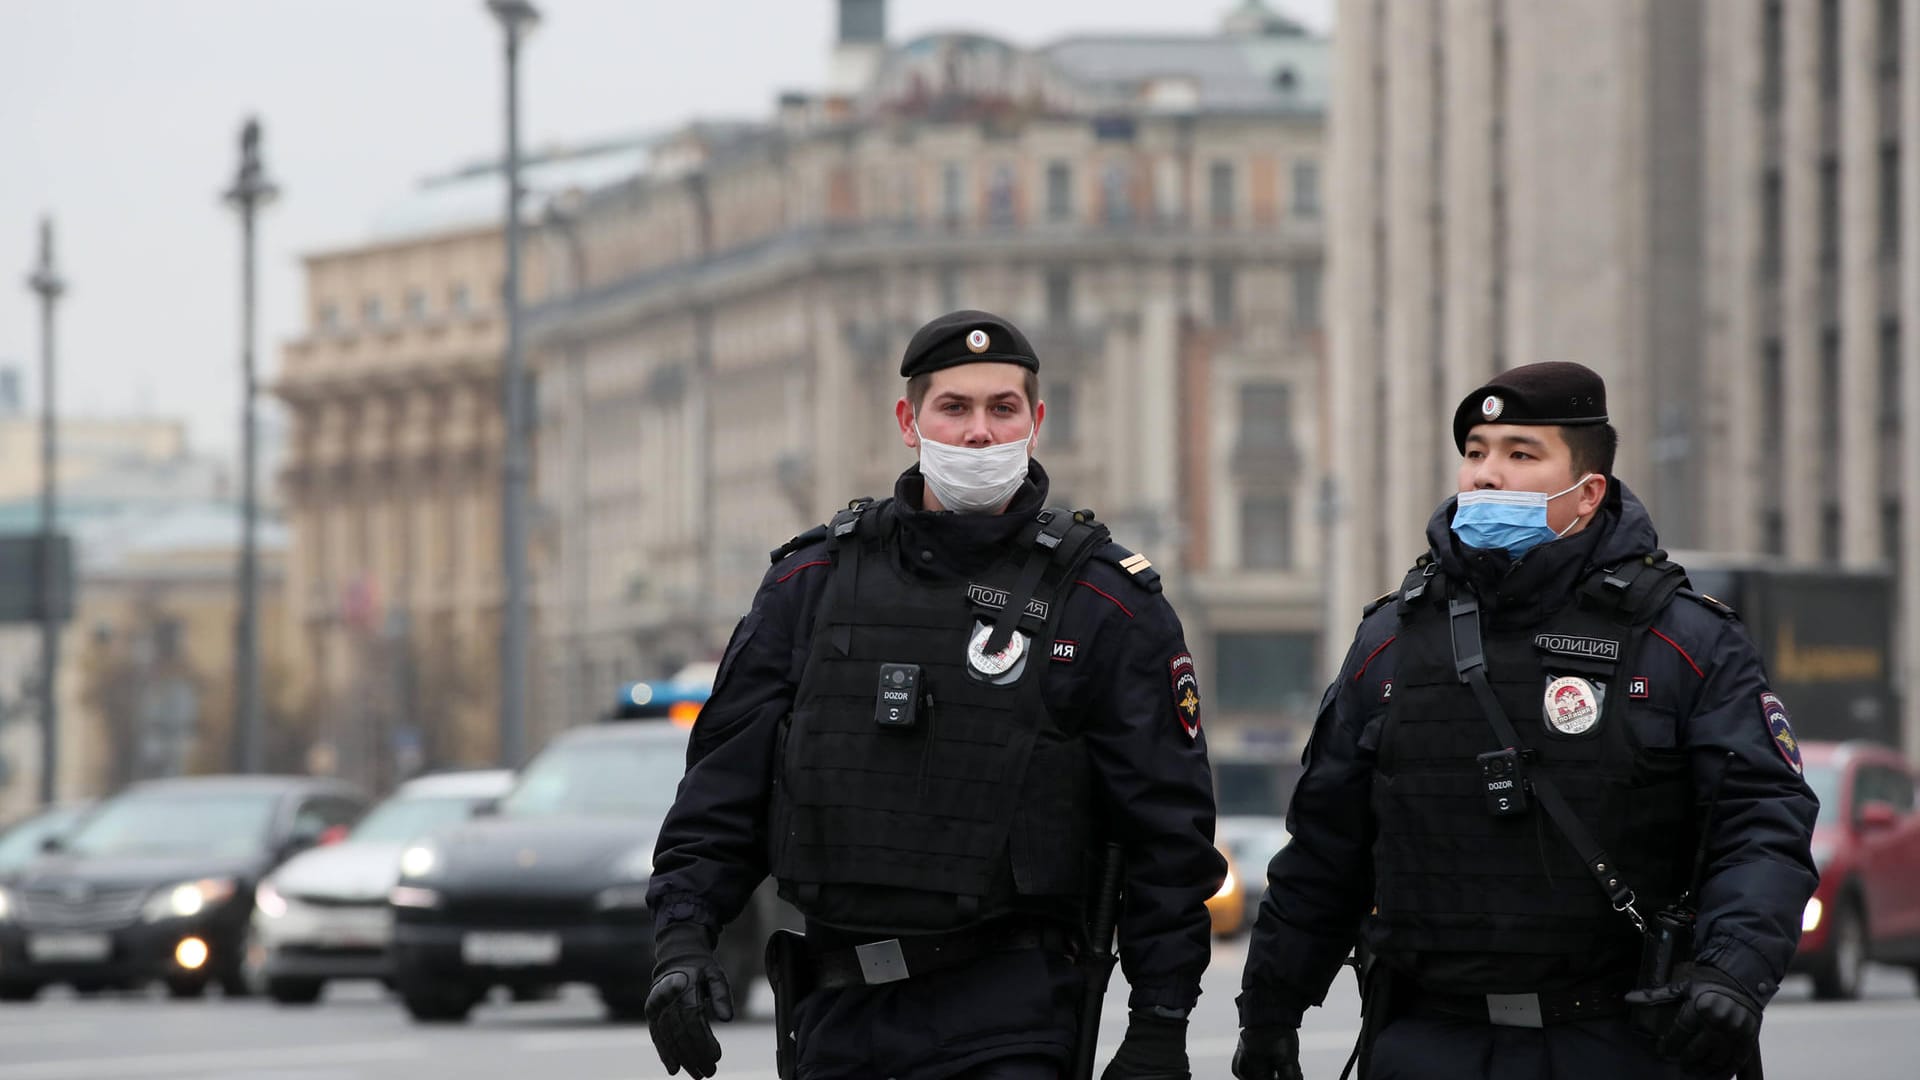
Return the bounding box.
[1232,1025,1303,1080]
[1100,1009,1190,1080]
[1630,964,1762,1074]
[644,922,735,1079]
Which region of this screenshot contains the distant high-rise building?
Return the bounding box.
[1329,0,1920,752]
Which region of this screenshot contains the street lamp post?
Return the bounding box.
[487,0,539,768]
[26,217,65,807]
[224,117,278,774]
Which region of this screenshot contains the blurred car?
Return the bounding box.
[0,775,366,1001]
[388,720,790,1023]
[250,769,514,1005]
[1213,750,1302,910]
[1790,740,1920,999]
[0,802,94,885]
[1207,843,1248,937]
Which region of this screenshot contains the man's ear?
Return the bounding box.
[895,397,917,448]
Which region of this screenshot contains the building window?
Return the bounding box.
[1239,383,1294,451]
[450,283,472,315]
[1821,328,1841,452]
[1045,268,1073,326]
[362,296,384,327]
[1822,503,1842,561]
[1214,631,1319,723]
[1761,338,1784,480]
[938,264,962,312]
[318,302,340,332]
[1045,380,1075,448]
[1291,159,1321,219]
[1761,169,1784,278]
[1210,264,1236,326]
[1241,495,1295,570]
[1046,161,1073,223]
[1293,264,1323,330]
[987,164,1017,227]
[1763,0,1785,107]
[1102,162,1133,225]
[1881,142,1901,258]
[1820,0,1841,97]
[1209,161,1236,226]
[1819,157,1840,268]
[1762,509,1785,555]
[1883,0,1904,77]
[942,162,966,224]
[1882,320,1902,432]
[406,288,428,321]
[1885,498,1902,565]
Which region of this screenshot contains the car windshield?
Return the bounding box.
[350,794,487,844]
[1215,760,1301,818]
[499,739,683,820]
[1802,762,1841,823]
[63,792,280,859]
[0,806,86,872]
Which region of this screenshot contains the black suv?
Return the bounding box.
[0,776,366,999]
[389,721,788,1022]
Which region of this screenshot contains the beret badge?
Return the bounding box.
[965,329,990,354]
[1480,394,1504,421]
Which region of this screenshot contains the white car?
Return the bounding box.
[249,770,513,1005]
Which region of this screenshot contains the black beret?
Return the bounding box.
[899,309,1039,378]
[1452,361,1610,452]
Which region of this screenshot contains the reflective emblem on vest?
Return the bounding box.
[966,620,1029,683]
[1544,675,1603,735]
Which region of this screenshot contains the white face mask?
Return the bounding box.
[913,420,1034,514]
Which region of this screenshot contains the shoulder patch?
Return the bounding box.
[1363,590,1400,618]
[1761,692,1802,774]
[1091,542,1163,593]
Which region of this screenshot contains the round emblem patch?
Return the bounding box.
[1543,675,1600,735]
[966,329,991,353]
[1761,692,1802,774]
[966,621,1026,678]
[1481,394,1505,420]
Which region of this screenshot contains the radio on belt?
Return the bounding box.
[1477,747,1531,817]
[875,663,924,730]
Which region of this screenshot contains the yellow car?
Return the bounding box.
[1207,843,1248,937]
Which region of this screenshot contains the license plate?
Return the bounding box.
[315,911,391,948]
[460,932,559,967]
[27,932,111,963]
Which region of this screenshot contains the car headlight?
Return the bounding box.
[1803,897,1824,933]
[143,878,237,922]
[399,843,439,879]
[255,881,289,920]
[388,885,442,909]
[613,846,653,881]
[595,884,651,911]
[0,886,12,923]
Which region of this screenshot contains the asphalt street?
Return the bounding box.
[0,940,1913,1079]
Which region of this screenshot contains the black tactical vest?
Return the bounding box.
[770,499,1109,935]
[1366,558,1695,982]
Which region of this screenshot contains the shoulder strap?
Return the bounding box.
[1447,594,1649,934]
[1674,587,1739,620]
[1393,556,1444,618]
[770,523,830,565]
[983,507,1109,653]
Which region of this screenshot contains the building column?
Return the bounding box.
[1327,0,1387,677]
[1839,0,1882,565]
[1899,0,1920,759]
[1442,0,1497,415]
[1382,0,1442,552]
[1781,0,1825,561]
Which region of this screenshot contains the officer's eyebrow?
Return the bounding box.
[931,389,1028,408]
[1467,431,1549,451]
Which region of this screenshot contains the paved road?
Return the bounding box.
[0,940,1913,1078]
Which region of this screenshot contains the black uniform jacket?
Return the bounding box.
[1239,480,1819,1026]
[649,462,1226,1011]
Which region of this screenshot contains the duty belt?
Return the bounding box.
[807,920,1076,990]
[1401,976,1633,1029]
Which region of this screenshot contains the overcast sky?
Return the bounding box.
[0,0,1332,459]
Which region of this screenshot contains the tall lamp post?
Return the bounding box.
[488,0,539,768]
[224,117,277,773]
[26,218,65,806]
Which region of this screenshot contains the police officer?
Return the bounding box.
[644,310,1226,1080]
[1233,362,1819,1080]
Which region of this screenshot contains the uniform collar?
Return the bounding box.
[890,461,1050,579]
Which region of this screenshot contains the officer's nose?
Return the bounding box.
[962,412,993,447]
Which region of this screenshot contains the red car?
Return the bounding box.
[1790,740,1920,999]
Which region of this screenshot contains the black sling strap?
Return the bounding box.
[981,508,1106,654]
[1447,595,1649,934]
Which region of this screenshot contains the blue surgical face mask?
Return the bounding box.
[1451,475,1594,558]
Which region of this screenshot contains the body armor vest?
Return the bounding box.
[1366,559,1694,983]
[771,499,1108,935]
